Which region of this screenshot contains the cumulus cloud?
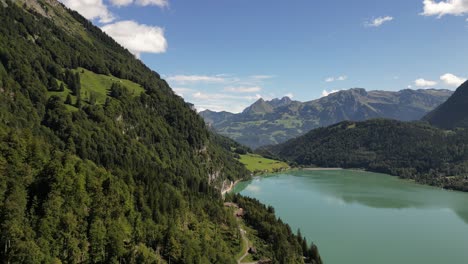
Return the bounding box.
[365,16,394,27]
[101,21,167,57]
[167,75,226,84]
[421,0,468,17]
[414,78,438,87]
[284,93,294,98]
[110,0,169,7]
[224,86,262,93]
[59,0,114,23]
[322,89,341,97]
[325,76,347,82]
[440,73,467,87]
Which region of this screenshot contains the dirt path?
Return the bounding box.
[237,228,250,264]
[225,202,258,264]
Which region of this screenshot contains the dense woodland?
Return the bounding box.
[261,119,468,191]
[0,1,318,263]
[228,194,322,264]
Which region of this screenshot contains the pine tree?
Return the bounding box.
[65,94,72,105]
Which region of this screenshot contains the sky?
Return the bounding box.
[59,0,468,113]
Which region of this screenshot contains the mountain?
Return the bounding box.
[259,119,468,192]
[200,88,453,148]
[0,1,320,263]
[199,109,235,127]
[424,80,468,129]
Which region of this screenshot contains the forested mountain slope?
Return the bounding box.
[260,119,468,191]
[0,1,320,263]
[424,80,468,129]
[201,89,452,148]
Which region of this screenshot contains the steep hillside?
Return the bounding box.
[260,119,468,191]
[200,88,452,148]
[424,80,468,129]
[0,1,319,263]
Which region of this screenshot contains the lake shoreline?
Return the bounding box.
[302,167,344,171]
[221,179,241,196]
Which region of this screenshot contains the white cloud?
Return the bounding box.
[440,73,467,87]
[365,16,394,27]
[110,0,169,7]
[284,93,294,98]
[190,92,262,113]
[172,87,194,97]
[408,85,413,88]
[421,0,468,17]
[110,0,133,6]
[196,103,248,113]
[250,75,274,80]
[192,92,258,101]
[322,89,340,97]
[101,21,167,57]
[165,72,274,112]
[59,0,114,23]
[414,78,438,87]
[224,86,262,93]
[167,75,226,84]
[136,0,169,7]
[325,75,347,82]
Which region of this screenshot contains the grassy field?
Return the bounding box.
[47,67,144,110]
[75,67,144,104]
[239,154,289,174]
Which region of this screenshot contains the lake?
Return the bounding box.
[233,170,468,264]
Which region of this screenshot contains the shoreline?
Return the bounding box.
[222,167,354,196]
[302,167,343,171]
[221,179,241,196]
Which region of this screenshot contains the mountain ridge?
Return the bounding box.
[424,80,468,129]
[201,88,453,148]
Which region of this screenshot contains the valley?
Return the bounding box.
[1,0,468,263]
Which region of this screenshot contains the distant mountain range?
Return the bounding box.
[258,81,468,192]
[200,88,453,148]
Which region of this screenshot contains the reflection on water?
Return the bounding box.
[236,170,468,224]
[234,170,468,264]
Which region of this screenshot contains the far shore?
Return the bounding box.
[302,167,343,171]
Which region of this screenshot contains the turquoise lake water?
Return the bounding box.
[233,170,468,264]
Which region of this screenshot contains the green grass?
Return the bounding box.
[47,67,144,109]
[239,154,289,174]
[74,67,144,104]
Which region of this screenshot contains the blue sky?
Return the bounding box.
[60,0,468,112]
